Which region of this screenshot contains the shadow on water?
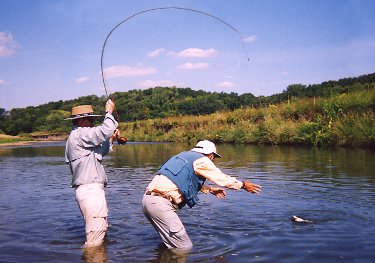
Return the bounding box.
[1,141,375,262]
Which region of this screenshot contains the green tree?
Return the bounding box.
[0,108,5,133]
[45,110,71,131]
[285,84,306,98]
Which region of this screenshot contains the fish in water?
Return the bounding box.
[291,215,312,223]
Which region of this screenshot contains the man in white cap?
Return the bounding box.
[142,140,262,251]
[65,99,119,247]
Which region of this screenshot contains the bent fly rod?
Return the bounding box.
[100,7,250,144]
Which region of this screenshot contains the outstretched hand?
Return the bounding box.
[209,187,227,199]
[242,181,262,194]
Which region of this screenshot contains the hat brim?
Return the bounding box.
[213,152,222,158]
[64,114,102,120]
[191,148,222,158]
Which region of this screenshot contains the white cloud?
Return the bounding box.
[177,62,209,70]
[0,79,8,85]
[0,32,20,57]
[147,48,166,58]
[137,79,182,88]
[175,48,217,58]
[243,35,257,43]
[216,81,238,88]
[76,76,91,83]
[103,64,158,78]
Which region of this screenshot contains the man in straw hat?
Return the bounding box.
[65,99,119,247]
[142,140,262,251]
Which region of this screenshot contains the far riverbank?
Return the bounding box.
[0,133,68,147]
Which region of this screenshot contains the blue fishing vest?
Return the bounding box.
[157,151,206,208]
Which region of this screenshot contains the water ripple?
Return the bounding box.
[1,143,375,262]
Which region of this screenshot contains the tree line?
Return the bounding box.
[0,72,374,136]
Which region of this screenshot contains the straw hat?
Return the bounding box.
[191,140,222,158]
[64,105,101,120]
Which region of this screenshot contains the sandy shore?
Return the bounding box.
[0,133,68,147]
[0,139,67,147]
[0,141,34,147]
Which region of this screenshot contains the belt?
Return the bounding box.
[145,191,175,203]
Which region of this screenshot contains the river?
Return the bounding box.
[0,142,374,262]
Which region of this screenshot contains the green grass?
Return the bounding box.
[118,89,375,147]
[0,134,32,144]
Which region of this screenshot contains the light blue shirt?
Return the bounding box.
[65,113,118,187]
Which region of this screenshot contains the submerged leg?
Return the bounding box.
[75,183,109,247]
[142,194,192,251]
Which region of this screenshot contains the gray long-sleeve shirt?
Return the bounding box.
[65,113,118,187]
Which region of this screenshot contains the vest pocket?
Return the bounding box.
[165,156,188,176]
[186,184,199,207]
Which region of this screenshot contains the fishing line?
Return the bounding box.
[100,7,250,144]
[100,6,250,98]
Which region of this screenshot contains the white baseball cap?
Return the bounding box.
[191,140,222,158]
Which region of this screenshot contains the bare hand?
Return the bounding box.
[209,187,227,199]
[111,129,120,140]
[105,99,115,114]
[243,181,262,194]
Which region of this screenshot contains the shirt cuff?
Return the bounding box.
[105,112,117,124]
[200,185,211,194]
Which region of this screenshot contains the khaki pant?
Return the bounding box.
[75,183,108,247]
[142,194,193,251]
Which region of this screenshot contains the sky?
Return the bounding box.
[1,0,375,110]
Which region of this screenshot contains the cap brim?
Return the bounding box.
[213,152,222,158]
[64,114,102,120]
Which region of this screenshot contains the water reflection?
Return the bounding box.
[82,242,108,263]
[108,143,375,180]
[109,142,189,168]
[0,142,65,157]
[0,142,374,262]
[149,244,191,263]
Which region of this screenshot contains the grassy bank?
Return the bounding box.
[119,89,375,147]
[0,134,33,145]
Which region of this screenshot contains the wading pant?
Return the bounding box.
[75,183,108,247]
[142,194,193,251]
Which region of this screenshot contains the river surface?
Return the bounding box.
[0,142,374,262]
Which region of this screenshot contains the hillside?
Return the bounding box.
[119,89,375,147]
[0,72,374,147]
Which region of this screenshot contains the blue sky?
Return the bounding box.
[1,0,374,110]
